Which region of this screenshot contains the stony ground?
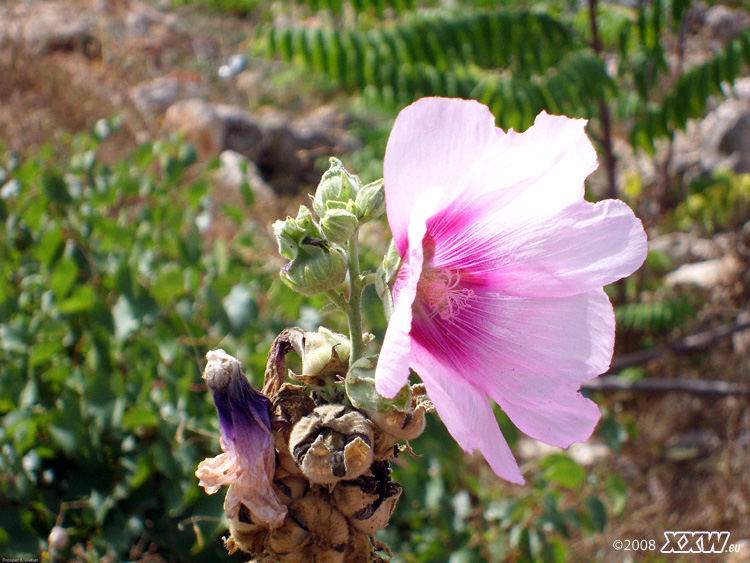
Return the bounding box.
[2,0,750,561]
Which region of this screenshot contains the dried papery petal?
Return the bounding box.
[289,405,375,484]
[196,349,286,528]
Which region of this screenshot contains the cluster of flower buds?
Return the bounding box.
[197,329,432,562]
[273,158,385,297]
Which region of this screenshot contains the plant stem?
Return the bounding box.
[345,231,365,368]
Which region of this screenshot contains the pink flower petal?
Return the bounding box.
[411,342,525,484]
[379,98,648,482]
[472,289,614,446]
[426,194,648,298]
[376,187,444,398]
[385,102,599,256]
[384,97,504,254]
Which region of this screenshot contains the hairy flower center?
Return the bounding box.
[415,268,474,321]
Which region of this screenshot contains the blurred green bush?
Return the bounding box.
[0,120,308,561]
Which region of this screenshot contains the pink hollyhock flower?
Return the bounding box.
[196,349,286,527]
[375,97,648,484]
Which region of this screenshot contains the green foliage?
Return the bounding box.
[615,294,696,333]
[378,412,623,563]
[256,0,749,158]
[0,121,303,560]
[170,0,261,15]
[255,8,611,130]
[667,170,750,234]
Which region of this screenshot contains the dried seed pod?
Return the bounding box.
[271,384,316,432]
[268,495,350,562]
[226,504,269,555]
[365,384,433,441]
[344,531,376,563]
[332,462,402,536]
[274,476,309,505]
[289,405,374,484]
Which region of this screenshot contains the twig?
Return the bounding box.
[583,375,750,396]
[607,318,750,373]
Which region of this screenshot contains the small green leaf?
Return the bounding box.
[122,407,159,430]
[50,257,78,299]
[584,496,607,532]
[540,453,586,489]
[58,285,95,314]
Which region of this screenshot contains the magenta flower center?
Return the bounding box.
[415,267,475,321]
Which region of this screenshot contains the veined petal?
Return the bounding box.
[384,97,504,255]
[425,191,647,298]
[474,289,613,446]
[385,102,599,255]
[376,187,444,398]
[411,343,524,484]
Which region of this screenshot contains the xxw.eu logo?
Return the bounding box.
[661,531,731,553]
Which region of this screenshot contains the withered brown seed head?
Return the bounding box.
[289,405,374,485]
[332,461,402,536]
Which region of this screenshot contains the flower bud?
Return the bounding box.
[47,526,68,551]
[354,179,385,222]
[320,208,359,243]
[300,327,351,376]
[273,206,348,297]
[313,157,361,217]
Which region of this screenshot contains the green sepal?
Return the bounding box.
[345,356,411,413]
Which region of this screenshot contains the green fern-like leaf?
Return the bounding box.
[615,295,695,332]
[255,10,579,86]
[631,28,750,152]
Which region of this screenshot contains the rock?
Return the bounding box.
[4,1,100,57]
[731,311,750,356]
[255,106,360,195]
[700,100,750,175]
[130,76,202,118]
[649,232,721,266]
[516,437,609,466]
[163,99,226,158]
[215,151,277,207]
[703,5,750,43]
[664,256,741,289]
[213,104,264,162]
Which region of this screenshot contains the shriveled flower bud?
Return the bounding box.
[313,157,361,217]
[332,461,402,535]
[288,405,374,484]
[273,206,348,297]
[268,495,350,562]
[354,179,385,222]
[227,504,268,555]
[320,208,359,244]
[195,349,286,528]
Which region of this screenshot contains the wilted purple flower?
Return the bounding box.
[196,349,286,528]
[375,97,648,484]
